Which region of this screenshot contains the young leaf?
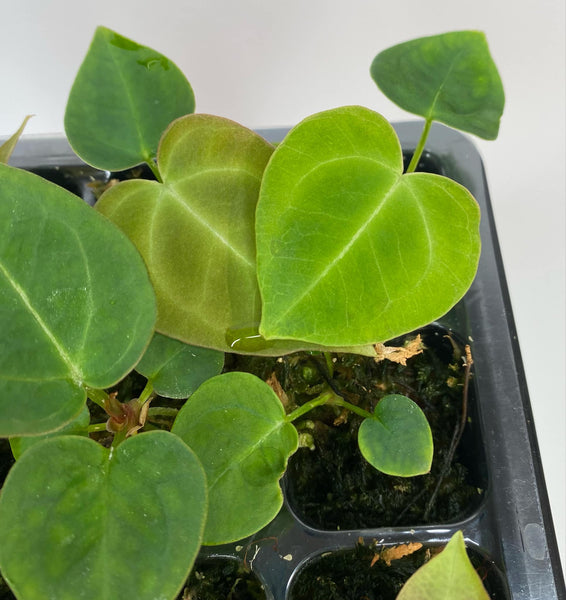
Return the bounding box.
[358,394,433,477]
[9,405,90,460]
[0,164,156,436]
[0,432,207,600]
[0,115,33,164]
[257,106,481,347]
[64,26,195,170]
[136,332,224,398]
[371,31,505,140]
[396,531,490,599]
[95,113,273,353]
[172,372,298,545]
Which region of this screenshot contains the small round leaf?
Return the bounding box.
[358,394,433,477]
[172,372,298,544]
[0,432,207,600]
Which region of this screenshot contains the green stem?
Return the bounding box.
[286,390,374,423]
[146,158,163,183]
[331,397,374,421]
[87,422,108,433]
[138,380,154,405]
[286,391,335,423]
[323,352,334,378]
[406,118,432,174]
[86,387,110,410]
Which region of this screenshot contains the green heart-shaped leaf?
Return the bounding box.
[65,26,195,170]
[257,106,481,347]
[371,31,505,140]
[95,113,273,353]
[358,394,433,477]
[396,531,490,599]
[0,164,156,436]
[0,432,207,600]
[136,332,224,398]
[172,372,298,544]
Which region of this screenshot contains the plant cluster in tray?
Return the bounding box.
[0,27,504,600]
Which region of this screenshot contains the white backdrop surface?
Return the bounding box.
[1,0,564,574]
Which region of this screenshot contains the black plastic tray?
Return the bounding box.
[4,122,565,600]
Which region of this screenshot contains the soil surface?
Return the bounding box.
[288,541,509,600]
[177,558,266,599]
[226,325,486,530]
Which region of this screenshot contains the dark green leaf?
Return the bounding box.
[136,332,224,398]
[371,31,504,139]
[257,106,481,347]
[65,26,195,170]
[396,531,490,599]
[358,394,433,476]
[0,432,207,600]
[0,164,156,436]
[9,405,90,459]
[172,372,298,544]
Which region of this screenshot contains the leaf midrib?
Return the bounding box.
[426,47,466,120]
[266,175,406,328]
[0,259,83,384]
[207,416,287,491]
[167,185,255,269]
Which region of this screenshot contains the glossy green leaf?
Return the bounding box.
[371,31,505,139]
[9,405,90,460]
[0,115,33,164]
[0,164,156,436]
[136,332,224,398]
[0,432,207,600]
[358,394,432,476]
[396,531,490,599]
[172,372,298,545]
[257,106,481,347]
[64,26,195,170]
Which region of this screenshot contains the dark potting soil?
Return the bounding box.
[288,541,509,600]
[176,558,266,600]
[225,325,486,530]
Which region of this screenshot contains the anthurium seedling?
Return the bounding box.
[0,26,503,600]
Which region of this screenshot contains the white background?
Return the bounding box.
[1,0,564,575]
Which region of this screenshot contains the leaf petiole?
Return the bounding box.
[86,387,110,410]
[405,118,432,173]
[145,157,163,183]
[286,390,374,423]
